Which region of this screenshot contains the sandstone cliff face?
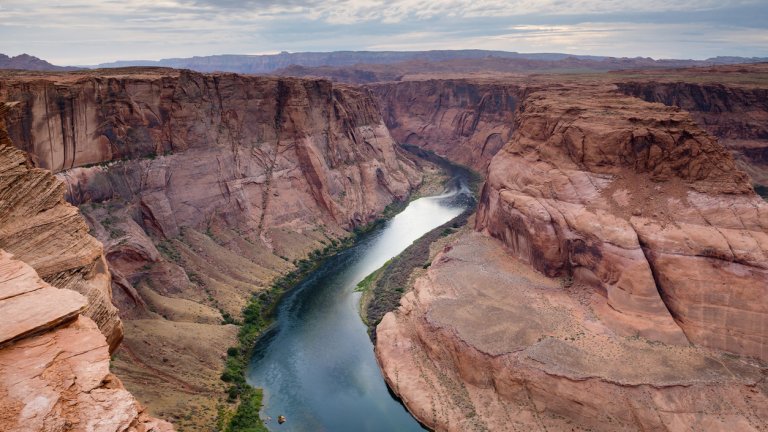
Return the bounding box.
[0,103,171,432]
[2,70,417,229]
[377,82,768,431]
[0,251,173,432]
[617,79,768,187]
[1,70,421,430]
[476,83,766,358]
[377,232,767,432]
[370,80,523,171]
[0,102,122,352]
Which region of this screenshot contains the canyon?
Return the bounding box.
[615,64,768,190]
[0,69,420,430]
[0,61,766,431]
[377,78,768,431]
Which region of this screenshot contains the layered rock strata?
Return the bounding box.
[0,251,173,432]
[378,232,767,432]
[377,83,768,430]
[476,84,766,357]
[0,102,122,351]
[0,103,171,431]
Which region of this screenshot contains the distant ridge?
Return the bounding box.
[94,50,768,74]
[0,54,79,71]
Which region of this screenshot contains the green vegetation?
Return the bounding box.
[226,387,268,432]
[99,215,127,239]
[351,198,410,237]
[220,236,355,432]
[221,144,481,430]
[109,227,126,239]
[363,147,481,341]
[354,261,390,293]
[157,240,182,263]
[364,207,474,341]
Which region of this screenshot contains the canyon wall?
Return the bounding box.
[617,79,768,187]
[0,102,122,351]
[1,70,421,430]
[370,80,523,171]
[5,65,766,431]
[376,81,768,431]
[476,83,765,357]
[0,102,171,432]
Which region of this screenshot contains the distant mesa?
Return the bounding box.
[92,50,768,75]
[4,50,767,76]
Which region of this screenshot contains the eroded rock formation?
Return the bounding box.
[0,102,122,351]
[0,252,172,432]
[377,81,768,431]
[476,84,765,356]
[615,65,768,188]
[378,232,767,432]
[0,103,171,431]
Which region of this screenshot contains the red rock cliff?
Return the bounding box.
[0,102,172,432]
[477,83,766,358]
[2,70,418,231]
[617,75,768,187]
[369,79,523,171]
[1,69,422,429]
[0,102,122,352]
[376,81,768,432]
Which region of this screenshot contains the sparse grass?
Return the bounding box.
[364,206,474,341]
[157,240,182,263]
[355,261,389,293]
[109,227,126,239]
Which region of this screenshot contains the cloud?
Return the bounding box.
[0,0,765,64]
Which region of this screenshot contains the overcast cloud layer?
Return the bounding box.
[1,0,766,65]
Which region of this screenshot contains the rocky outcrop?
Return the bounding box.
[370,80,523,170]
[377,232,767,432]
[377,82,768,431]
[616,70,768,187]
[0,250,86,347]
[1,70,420,309]
[476,83,766,358]
[0,103,171,432]
[0,102,122,351]
[0,251,172,432]
[1,70,418,228]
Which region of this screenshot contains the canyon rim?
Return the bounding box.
[1,1,768,431]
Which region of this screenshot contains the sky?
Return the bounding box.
[1,0,766,65]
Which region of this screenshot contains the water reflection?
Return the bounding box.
[247,181,471,432]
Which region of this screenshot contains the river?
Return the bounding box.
[246,176,472,431]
